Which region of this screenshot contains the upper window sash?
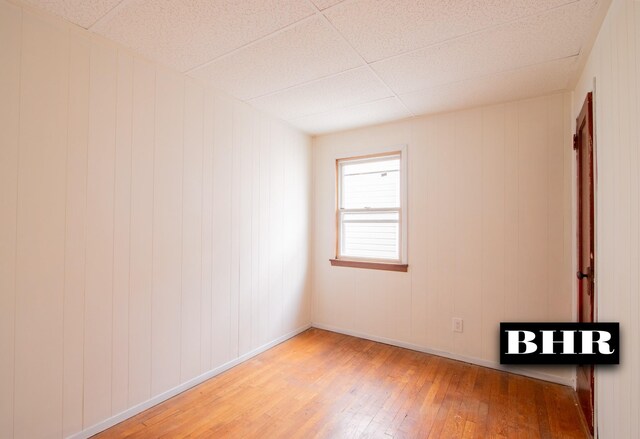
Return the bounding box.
[338,153,401,211]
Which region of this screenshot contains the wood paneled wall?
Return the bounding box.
[573,0,640,437]
[0,1,312,437]
[312,93,574,385]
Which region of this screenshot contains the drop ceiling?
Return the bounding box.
[25,0,608,135]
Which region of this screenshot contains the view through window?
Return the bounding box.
[337,153,402,262]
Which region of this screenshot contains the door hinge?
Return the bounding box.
[573,134,578,150]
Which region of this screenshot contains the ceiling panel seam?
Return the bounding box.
[184,13,317,75]
[286,95,401,122]
[397,54,580,96]
[53,0,601,134]
[87,0,131,31]
[399,53,581,98]
[247,65,367,101]
[95,0,584,97]
[365,0,583,65]
[281,54,579,124]
[301,0,415,117]
[245,0,589,103]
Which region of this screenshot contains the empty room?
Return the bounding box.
[1,0,638,437]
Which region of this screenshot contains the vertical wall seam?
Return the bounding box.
[252,121,258,349]
[126,52,134,412]
[631,2,640,436]
[179,77,185,383]
[265,122,269,343]
[281,130,285,337]
[232,106,238,360]
[80,30,93,432]
[516,103,520,318]
[110,47,119,417]
[407,125,414,341]
[623,5,631,430]
[546,97,551,318]
[61,20,71,434]
[251,118,255,346]
[609,16,618,437]
[179,77,184,382]
[209,90,215,368]
[149,64,156,398]
[479,109,484,358]
[628,4,638,434]
[199,84,205,372]
[12,7,24,436]
[502,106,506,324]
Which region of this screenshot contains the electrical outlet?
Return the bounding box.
[452,318,463,333]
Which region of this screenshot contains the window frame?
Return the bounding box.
[331,147,408,271]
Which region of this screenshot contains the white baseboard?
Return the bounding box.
[311,322,575,388]
[68,324,311,439]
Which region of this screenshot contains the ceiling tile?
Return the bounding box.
[372,1,599,95]
[23,0,122,28]
[24,0,606,136]
[289,96,411,134]
[310,0,345,10]
[324,0,578,62]
[190,16,364,100]
[399,56,577,116]
[91,0,315,72]
[249,67,392,120]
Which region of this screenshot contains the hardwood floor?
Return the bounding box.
[95,329,588,438]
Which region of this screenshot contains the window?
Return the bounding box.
[331,151,408,271]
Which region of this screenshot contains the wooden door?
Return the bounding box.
[574,92,595,435]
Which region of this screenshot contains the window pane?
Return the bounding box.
[341,157,400,209]
[341,211,399,260]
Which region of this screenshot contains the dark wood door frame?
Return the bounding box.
[574,92,595,436]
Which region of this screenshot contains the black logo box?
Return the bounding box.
[500,322,619,365]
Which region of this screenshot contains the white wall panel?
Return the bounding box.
[250,116,262,350]
[63,27,90,438]
[269,124,285,340]
[112,49,133,417]
[181,77,204,382]
[128,56,155,408]
[258,119,272,346]
[229,102,242,359]
[84,36,117,429]
[0,2,311,437]
[547,93,571,321]
[430,113,456,352]
[452,108,483,358]
[152,67,184,396]
[237,104,253,356]
[407,117,431,348]
[479,105,506,361]
[298,131,313,329]
[200,87,214,373]
[312,93,575,384]
[286,130,312,332]
[14,10,68,438]
[282,133,295,334]
[503,102,520,322]
[0,2,20,437]
[517,98,548,321]
[211,94,234,368]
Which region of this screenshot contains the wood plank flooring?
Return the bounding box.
[95,329,589,438]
